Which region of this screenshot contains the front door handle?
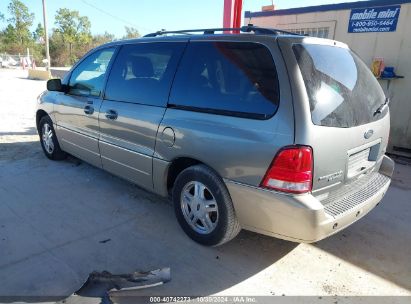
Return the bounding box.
[105,109,118,120]
[84,105,94,115]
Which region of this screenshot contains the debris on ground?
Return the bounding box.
[57,268,170,304]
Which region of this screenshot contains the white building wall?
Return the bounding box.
[247,3,411,155]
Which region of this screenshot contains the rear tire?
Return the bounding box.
[38,115,67,160]
[172,165,241,246]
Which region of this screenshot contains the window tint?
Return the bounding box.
[104,42,186,106]
[169,42,280,119]
[69,47,115,97]
[293,44,386,127]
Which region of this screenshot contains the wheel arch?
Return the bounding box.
[165,156,228,195]
[166,157,203,195]
[36,109,49,131]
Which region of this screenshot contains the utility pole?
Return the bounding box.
[42,0,51,71]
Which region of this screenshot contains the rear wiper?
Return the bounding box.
[373,97,390,116]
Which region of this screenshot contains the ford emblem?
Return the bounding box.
[364,129,374,139]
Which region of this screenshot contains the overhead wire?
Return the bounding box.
[80,0,154,33]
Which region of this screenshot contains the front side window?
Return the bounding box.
[68,47,116,97]
[104,42,186,106]
[169,41,280,119]
[293,44,386,127]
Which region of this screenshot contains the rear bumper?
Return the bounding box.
[225,155,394,243]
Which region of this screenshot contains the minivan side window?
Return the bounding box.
[169,41,280,119]
[68,47,116,97]
[104,42,186,107]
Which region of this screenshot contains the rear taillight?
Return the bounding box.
[261,146,313,194]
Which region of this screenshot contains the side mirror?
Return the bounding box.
[47,78,63,92]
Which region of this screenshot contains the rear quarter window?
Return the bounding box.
[293,44,386,127]
[169,41,280,119]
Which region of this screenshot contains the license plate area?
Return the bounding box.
[347,140,381,179]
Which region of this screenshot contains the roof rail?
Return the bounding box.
[143,25,300,37]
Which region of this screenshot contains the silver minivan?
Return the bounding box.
[36,26,394,246]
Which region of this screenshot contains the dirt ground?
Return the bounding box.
[0,69,410,300]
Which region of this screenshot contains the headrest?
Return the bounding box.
[131,56,154,78]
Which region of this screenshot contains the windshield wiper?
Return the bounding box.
[373,97,390,116]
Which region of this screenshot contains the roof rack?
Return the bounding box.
[143,25,300,37]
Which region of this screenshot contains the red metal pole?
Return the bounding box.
[223,0,233,29]
[223,0,242,32]
[234,0,243,32]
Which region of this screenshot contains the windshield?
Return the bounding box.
[293,44,386,128]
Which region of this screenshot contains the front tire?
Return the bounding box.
[38,115,67,160]
[172,165,241,246]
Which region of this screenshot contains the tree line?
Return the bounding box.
[0,0,140,66]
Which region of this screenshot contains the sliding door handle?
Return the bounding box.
[84,105,94,115]
[105,109,118,120]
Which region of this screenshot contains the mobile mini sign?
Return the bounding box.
[348,5,401,33]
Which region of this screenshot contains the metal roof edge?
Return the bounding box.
[244,0,411,18]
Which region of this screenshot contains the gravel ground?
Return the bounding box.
[0,69,410,301]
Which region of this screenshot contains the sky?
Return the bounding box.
[0,0,359,37]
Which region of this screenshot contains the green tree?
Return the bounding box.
[123,26,140,39]
[33,23,44,42]
[0,12,4,52]
[7,0,34,46]
[54,8,92,64]
[2,24,17,45]
[49,31,68,66]
[92,31,115,47]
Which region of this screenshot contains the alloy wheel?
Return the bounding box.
[42,123,54,154]
[180,181,219,234]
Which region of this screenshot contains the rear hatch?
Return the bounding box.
[280,37,390,196]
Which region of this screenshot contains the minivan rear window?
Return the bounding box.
[293,44,386,128]
[169,41,280,119]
